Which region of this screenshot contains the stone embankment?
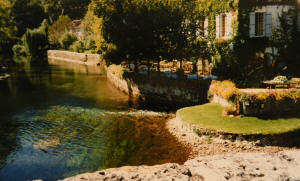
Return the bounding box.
[63,150,300,181]
[106,68,210,108]
[47,50,104,66]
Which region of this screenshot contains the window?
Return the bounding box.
[249,12,272,37]
[255,13,264,36]
[216,12,233,39]
[220,14,226,37]
[196,18,208,38]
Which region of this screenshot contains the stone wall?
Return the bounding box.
[47,50,103,66]
[107,69,211,109]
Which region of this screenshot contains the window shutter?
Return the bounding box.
[297,14,300,32]
[216,15,220,38]
[249,12,255,37]
[265,12,272,37]
[204,17,209,37]
[226,12,233,38]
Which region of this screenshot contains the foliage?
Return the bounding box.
[71,40,85,53]
[12,44,26,56]
[41,0,91,23]
[179,103,300,135]
[23,19,49,57]
[59,31,77,50]
[108,64,124,78]
[48,15,72,48]
[93,0,198,65]
[11,0,46,37]
[210,80,238,101]
[272,76,288,83]
[0,0,17,53]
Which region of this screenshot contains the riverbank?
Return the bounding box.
[62,113,299,181]
[47,50,104,66]
[63,149,300,181]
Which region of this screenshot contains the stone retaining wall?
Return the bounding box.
[107,69,210,108]
[47,50,103,66]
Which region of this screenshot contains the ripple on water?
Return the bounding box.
[0,106,191,181]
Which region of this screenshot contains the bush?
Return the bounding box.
[71,40,85,53]
[23,19,49,57]
[12,44,26,56]
[210,80,238,101]
[59,32,77,50]
[108,64,124,78]
[48,15,72,47]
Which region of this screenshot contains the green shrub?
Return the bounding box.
[210,80,238,101]
[48,15,72,47]
[23,19,49,57]
[71,40,85,53]
[59,32,77,50]
[12,44,26,56]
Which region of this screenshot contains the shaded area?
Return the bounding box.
[123,71,212,111]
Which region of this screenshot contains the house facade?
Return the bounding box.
[195,0,300,78]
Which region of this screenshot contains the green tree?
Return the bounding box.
[23,19,49,57]
[11,0,46,37]
[41,0,91,23]
[0,0,17,53]
[48,15,72,48]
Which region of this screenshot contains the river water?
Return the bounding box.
[0,59,190,181]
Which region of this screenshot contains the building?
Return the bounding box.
[195,0,300,77]
[69,20,83,39]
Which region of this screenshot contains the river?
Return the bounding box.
[0,58,190,181]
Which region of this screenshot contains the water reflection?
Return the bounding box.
[0,59,190,181]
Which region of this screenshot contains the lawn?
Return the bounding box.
[178,103,300,135]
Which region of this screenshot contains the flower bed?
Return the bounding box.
[209,80,300,116]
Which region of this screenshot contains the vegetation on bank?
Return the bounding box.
[179,103,300,135]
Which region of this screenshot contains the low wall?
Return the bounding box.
[47,50,103,66]
[107,69,211,109]
[208,81,300,116]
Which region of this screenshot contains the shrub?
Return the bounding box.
[23,19,49,57]
[48,15,72,47]
[59,32,77,50]
[71,40,85,53]
[210,80,238,101]
[108,64,124,78]
[224,105,237,116]
[12,44,26,56]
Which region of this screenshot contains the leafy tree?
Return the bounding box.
[94,0,198,71]
[48,15,72,48]
[23,19,49,57]
[59,31,77,50]
[11,0,46,37]
[0,0,17,53]
[41,0,91,23]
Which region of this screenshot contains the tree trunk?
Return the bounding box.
[157,60,160,72]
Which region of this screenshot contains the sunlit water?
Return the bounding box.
[0,59,190,181]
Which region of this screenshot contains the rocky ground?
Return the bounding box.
[62,116,300,181]
[62,150,300,181]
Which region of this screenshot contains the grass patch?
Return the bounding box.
[179,103,300,135]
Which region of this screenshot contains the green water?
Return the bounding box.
[0,59,190,181]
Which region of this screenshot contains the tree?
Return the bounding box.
[94,0,198,70]
[0,0,17,53]
[48,15,72,48]
[23,19,49,57]
[11,0,46,37]
[41,0,91,23]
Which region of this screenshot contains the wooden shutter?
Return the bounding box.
[216,15,220,38]
[297,14,300,32]
[204,17,209,37]
[226,12,233,38]
[249,12,255,37]
[265,12,272,37]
